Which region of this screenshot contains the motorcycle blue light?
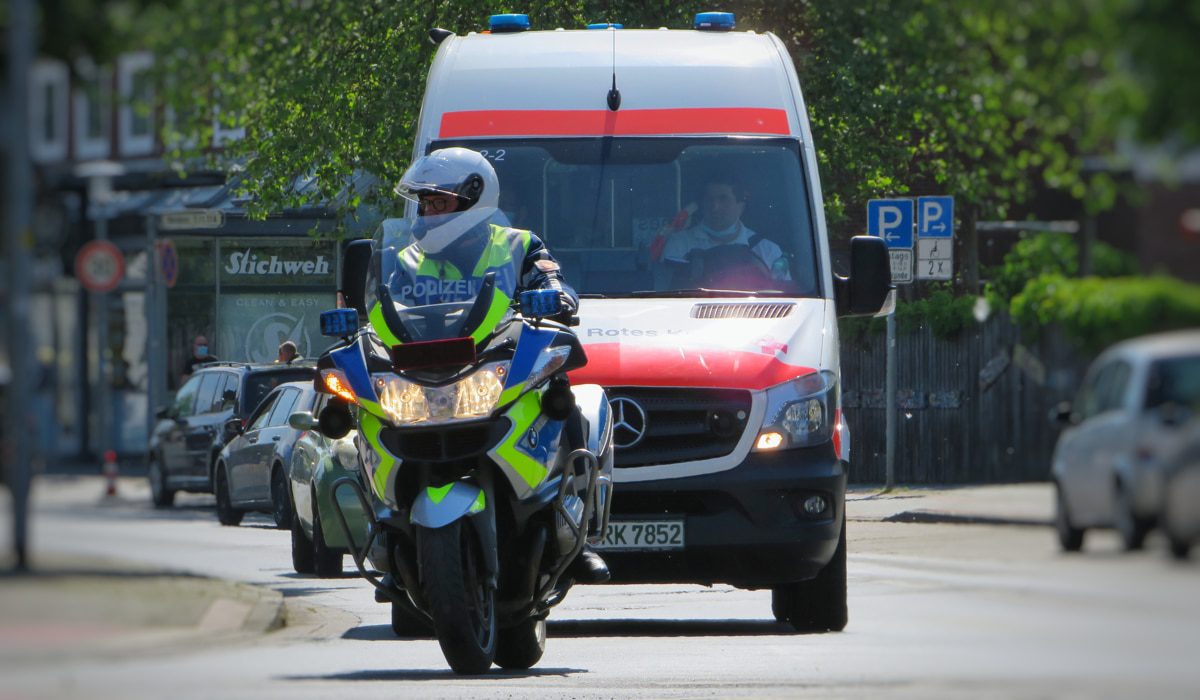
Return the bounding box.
[320,308,359,337]
[519,289,562,318]
[694,12,735,31]
[489,14,530,33]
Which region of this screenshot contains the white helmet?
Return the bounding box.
[395,148,499,254]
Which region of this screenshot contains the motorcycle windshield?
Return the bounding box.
[370,217,515,344]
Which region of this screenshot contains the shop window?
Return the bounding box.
[29,59,69,163]
[117,51,155,157]
[73,58,112,160]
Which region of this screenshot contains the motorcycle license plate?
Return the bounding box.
[597,519,685,551]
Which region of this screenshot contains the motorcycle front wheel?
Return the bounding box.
[419,519,497,674]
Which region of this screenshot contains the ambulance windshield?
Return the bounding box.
[428,137,822,298]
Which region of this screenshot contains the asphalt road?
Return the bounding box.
[5,477,1199,699]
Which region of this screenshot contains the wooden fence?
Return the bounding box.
[839,315,1088,484]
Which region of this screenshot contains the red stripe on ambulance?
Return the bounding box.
[569,342,812,390]
[439,108,790,138]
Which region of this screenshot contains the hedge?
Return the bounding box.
[1011,274,1200,352]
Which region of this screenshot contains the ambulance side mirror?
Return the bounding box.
[835,236,893,317]
[341,239,374,316]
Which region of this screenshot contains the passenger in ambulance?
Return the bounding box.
[655,177,791,290]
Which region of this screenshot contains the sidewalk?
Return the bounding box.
[0,556,285,667]
[0,483,285,667]
[847,482,1053,527]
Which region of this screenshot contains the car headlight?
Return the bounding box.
[755,370,838,450]
[372,361,509,426]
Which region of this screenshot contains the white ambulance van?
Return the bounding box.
[410,12,891,631]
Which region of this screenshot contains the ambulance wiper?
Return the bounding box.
[627,288,790,298]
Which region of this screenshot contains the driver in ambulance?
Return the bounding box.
[388,147,609,584]
[659,177,791,287]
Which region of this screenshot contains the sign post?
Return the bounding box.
[867,198,916,490]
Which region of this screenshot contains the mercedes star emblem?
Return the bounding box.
[610,397,648,449]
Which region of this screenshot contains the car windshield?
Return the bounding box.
[1145,355,1200,411]
[425,137,821,298]
[243,370,316,417]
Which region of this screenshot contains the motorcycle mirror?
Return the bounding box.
[520,288,562,318]
[318,401,353,440]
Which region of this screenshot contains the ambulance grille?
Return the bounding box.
[690,302,795,319]
[607,388,752,468]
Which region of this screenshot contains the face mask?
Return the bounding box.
[700,222,740,242]
[196,345,209,357]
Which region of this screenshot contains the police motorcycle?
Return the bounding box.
[314,220,614,675]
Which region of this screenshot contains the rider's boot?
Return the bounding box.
[567,545,611,584]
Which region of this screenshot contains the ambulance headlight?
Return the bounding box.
[755,371,838,450]
[373,362,509,425]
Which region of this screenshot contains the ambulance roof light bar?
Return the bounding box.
[694,12,736,31]
[587,23,624,30]
[489,14,531,33]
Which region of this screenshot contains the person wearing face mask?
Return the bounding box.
[181,334,218,383]
[659,178,790,288]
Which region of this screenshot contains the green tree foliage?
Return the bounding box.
[1011,274,1200,351]
[135,0,1186,248]
[780,1,1137,248]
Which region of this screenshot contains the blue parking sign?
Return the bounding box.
[918,196,954,238]
[867,199,914,249]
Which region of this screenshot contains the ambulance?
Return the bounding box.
[406,11,891,631]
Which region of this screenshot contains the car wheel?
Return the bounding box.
[312,495,344,578]
[271,464,293,530]
[291,510,315,574]
[214,465,244,527]
[1054,482,1085,552]
[148,455,175,509]
[1113,481,1150,552]
[773,519,847,633]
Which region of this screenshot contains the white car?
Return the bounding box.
[1160,419,1200,559]
[1052,329,1200,552]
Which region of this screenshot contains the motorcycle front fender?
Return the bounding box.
[410,481,488,529]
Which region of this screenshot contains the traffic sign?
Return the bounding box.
[867,199,914,249]
[918,196,954,238]
[75,240,125,293]
[889,249,913,284]
[917,238,953,280]
[159,209,224,231]
[157,238,179,288]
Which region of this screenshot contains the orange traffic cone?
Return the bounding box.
[103,450,119,497]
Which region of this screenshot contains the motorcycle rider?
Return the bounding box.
[389,146,610,584]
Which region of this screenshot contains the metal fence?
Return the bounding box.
[840,315,1088,484]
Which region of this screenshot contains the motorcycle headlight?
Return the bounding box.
[373,361,509,426]
[755,370,838,450]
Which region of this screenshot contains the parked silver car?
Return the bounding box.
[1052,329,1200,552]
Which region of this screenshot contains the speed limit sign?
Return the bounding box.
[75,240,125,293]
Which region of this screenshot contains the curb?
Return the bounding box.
[881,510,1051,528]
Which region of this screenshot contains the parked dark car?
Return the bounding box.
[147,362,316,508]
[213,381,318,528]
